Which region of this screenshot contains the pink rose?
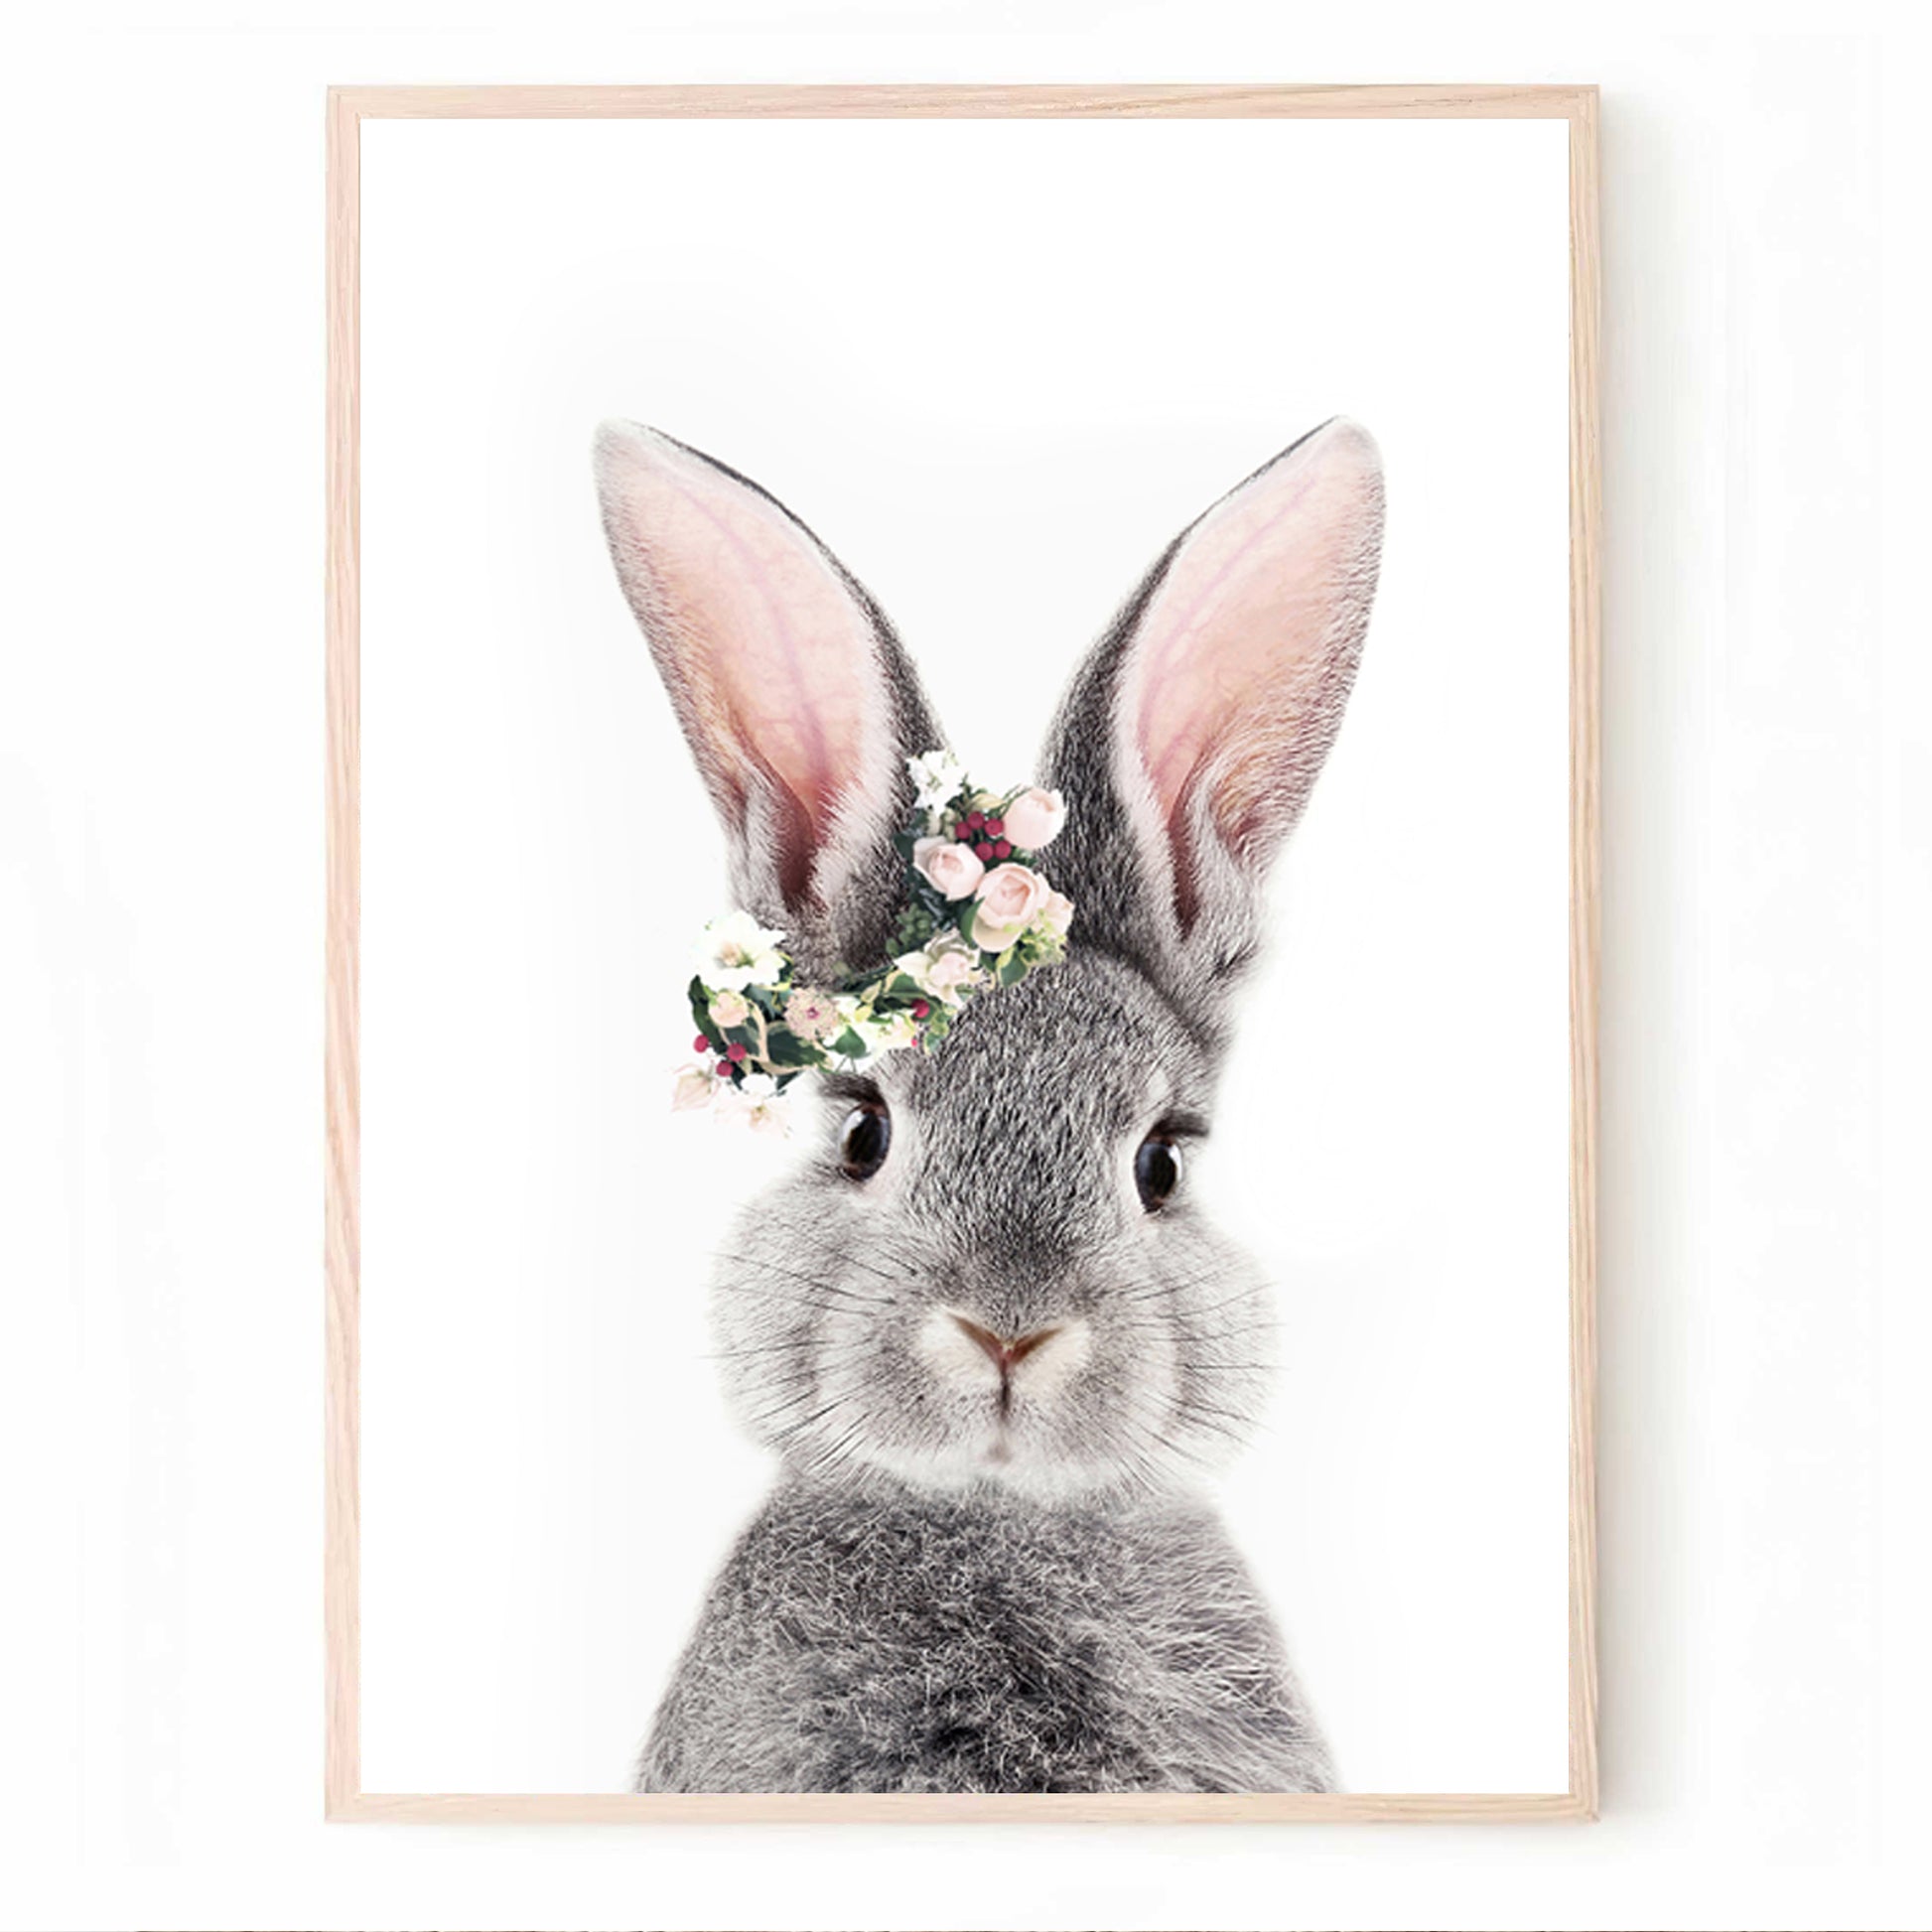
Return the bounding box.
[913,835,986,901]
[970,862,1049,951]
[708,989,750,1030]
[1000,787,1066,851]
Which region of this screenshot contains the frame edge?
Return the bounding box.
[324,77,1603,1825]
[324,83,363,1822]
[335,1790,1597,1824]
[332,80,1598,120]
[1566,81,1603,1821]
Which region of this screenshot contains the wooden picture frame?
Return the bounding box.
[325,80,1599,1824]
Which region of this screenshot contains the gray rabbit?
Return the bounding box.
[595,417,1384,1794]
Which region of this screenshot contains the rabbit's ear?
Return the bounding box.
[595,422,940,973]
[1042,419,1384,1016]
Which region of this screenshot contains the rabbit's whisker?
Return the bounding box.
[709,1257,899,1309]
[797,1419,871,1481]
[773,1394,854,1439]
[721,1246,914,1291]
[710,1335,872,1364]
[1173,1284,1275,1321]
[709,1281,888,1317]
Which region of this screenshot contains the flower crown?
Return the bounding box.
[672,750,1073,1133]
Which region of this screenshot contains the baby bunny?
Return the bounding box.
[595,418,1384,1793]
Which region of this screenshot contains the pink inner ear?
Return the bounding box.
[597,429,885,900]
[1124,421,1384,914]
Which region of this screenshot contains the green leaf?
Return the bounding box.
[763,1029,811,1068]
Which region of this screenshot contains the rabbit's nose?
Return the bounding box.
[949,1313,1062,1375]
[920,1308,1093,1413]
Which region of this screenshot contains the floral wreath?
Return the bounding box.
[671,750,1073,1133]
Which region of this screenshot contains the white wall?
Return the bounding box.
[352,111,1574,1801]
[2,4,1923,1930]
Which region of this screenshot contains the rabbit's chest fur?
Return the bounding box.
[637,1478,1332,1794]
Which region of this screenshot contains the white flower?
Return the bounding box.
[912,835,985,900]
[1001,786,1067,851]
[897,935,983,1006]
[670,1062,719,1113]
[696,910,788,992]
[906,748,968,824]
[812,998,883,1065]
[868,1009,921,1053]
[714,1070,790,1135]
[709,988,750,1029]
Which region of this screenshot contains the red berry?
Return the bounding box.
[967,809,985,829]
[693,1035,710,1053]
[986,817,1005,837]
[955,822,974,840]
[974,840,995,860]
[994,840,1011,859]
[726,1041,748,1063]
[911,999,930,1020]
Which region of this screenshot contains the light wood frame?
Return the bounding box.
[325,81,1600,1824]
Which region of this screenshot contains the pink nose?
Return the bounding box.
[950,1312,1061,1376]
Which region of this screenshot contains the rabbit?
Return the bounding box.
[594,415,1384,1794]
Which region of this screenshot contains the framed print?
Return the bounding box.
[326,82,1598,1822]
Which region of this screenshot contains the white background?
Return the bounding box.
[1,3,1925,1929]
[355,114,1571,1796]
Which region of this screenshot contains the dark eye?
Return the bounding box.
[839,1101,892,1180]
[1134,1134,1181,1211]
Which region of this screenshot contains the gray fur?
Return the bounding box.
[641,1475,1332,1794]
[595,422,1384,1794]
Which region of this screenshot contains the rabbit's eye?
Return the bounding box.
[839,1101,892,1180]
[1134,1134,1181,1211]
